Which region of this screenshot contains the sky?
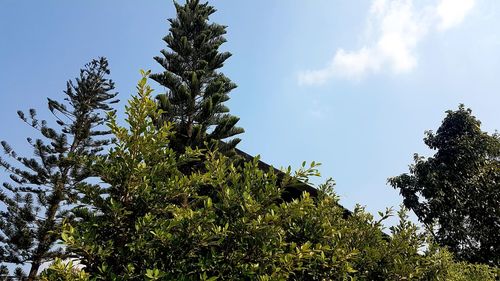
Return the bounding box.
[1,0,500,229]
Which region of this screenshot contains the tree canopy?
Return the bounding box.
[389,105,500,265]
[39,76,499,281]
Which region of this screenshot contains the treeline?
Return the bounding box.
[1,0,498,280]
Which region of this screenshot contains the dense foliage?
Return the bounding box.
[389,105,500,265]
[0,58,117,279]
[40,77,498,280]
[2,1,498,279]
[151,0,244,154]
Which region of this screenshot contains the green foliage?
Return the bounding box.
[0,58,118,279]
[46,77,498,280]
[39,259,89,281]
[151,0,244,154]
[389,105,500,265]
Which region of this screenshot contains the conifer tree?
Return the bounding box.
[151,0,244,154]
[0,58,118,279]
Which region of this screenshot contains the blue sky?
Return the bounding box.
[1,0,500,227]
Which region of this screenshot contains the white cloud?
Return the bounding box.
[437,0,475,30]
[298,0,476,85]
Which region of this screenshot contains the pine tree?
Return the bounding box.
[0,58,118,279]
[151,0,244,154]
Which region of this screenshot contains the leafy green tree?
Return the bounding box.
[0,58,118,279]
[389,105,500,265]
[51,76,498,280]
[151,0,244,154]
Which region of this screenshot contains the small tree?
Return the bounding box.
[389,105,500,265]
[0,58,118,279]
[151,0,244,154]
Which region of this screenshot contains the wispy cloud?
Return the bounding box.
[298,0,476,85]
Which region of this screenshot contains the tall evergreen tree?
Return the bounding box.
[389,105,500,265]
[151,0,244,154]
[0,58,118,279]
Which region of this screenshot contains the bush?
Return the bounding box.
[43,74,499,280]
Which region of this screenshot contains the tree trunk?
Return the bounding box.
[27,183,64,280]
[27,262,40,281]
